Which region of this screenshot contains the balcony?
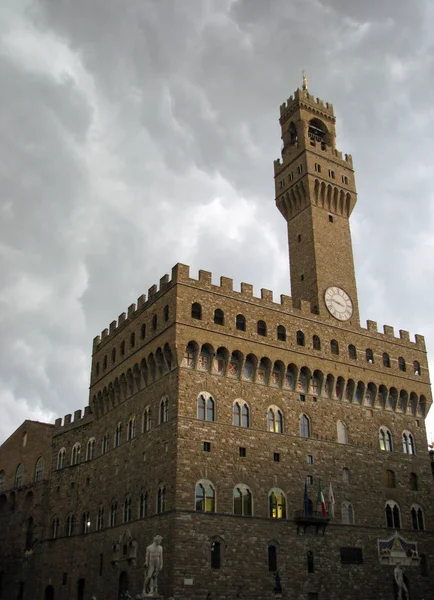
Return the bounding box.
[294,510,330,535]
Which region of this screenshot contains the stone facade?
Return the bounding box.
[0,86,433,600]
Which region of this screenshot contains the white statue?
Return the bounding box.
[394,563,409,600]
[142,535,163,596]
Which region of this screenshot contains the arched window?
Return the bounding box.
[66,514,75,537]
[236,314,246,331]
[385,470,396,488]
[157,486,166,513]
[269,488,286,519]
[183,342,196,368]
[267,407,283,433]
[313,335,321,350]
[413,361,421,376]
[383,353,390,368]
[296,330,305,346]
[385,501,401,528]
[71,443,81,466]
[128,417,136,440]
[152,314,157,331]
[402,431,415,455]
[233,401,250,428]
[195,480,216,513]
[120,340,125,355]
[233,485,252,516]
[277,325,286,341]
[164,305,169,321]
[330,339,339,355]
[115,423,122,447]
[97,506,104,530]
[300,414,310,438]
[268,544,278,572]
[257,320,267,336]
[410,472,418,491]
[366,348,374,364]
[102,433,109,454]
[124,496,132,522]
[95,362,100,376]
[139,492,148,518]
[197,393,215,422]
[111,348,116,363]
[159,396,169,424]
[143,407,152,433]
[379,427,393,452]
[34,457,44,482]
[342,468,350,483]
[0,470,4,493]
[81,511,90,534]
[348,344,357,359]
[57,448,66,470]
[411,505,424,530]
[130,332,135,348]
[140,323,146,339]
[214,309,224,325]
[103,355,107,370]
[341,502,355,525]
[337,421,348,444]
[86,438,96,461]
[398,357,406,372]
[51,517,59,539]
[211,540,221,569]
[110,501,117,527]
[191,302,202,320]
[307,551,314,573]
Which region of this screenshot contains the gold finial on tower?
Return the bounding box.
[302,70,308,91]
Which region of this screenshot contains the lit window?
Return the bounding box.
[267,407,283,433]
[379,427,393,452]
[195,480,215,512]
[269,489,286,519]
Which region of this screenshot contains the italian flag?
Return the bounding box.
[317,480,327,517]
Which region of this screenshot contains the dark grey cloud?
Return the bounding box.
[0,0,433,443]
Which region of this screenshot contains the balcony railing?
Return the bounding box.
[294,510,330,535]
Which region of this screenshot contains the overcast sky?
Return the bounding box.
[1,0,433,445]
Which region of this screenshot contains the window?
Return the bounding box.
[410,472,418,491]
[159,396,169,424]
[152,314,157,331]
[124,496,132,523]
[328,169,335,179]
[366,348,374,364]
[214,309,224,325]
[236,314,246,331]
[203,441,211,453]
[340,547,363,564]
[402,431,415,455]
[313,335,321,350]
[288,172,293,182]
[277,325,286,341]
[143,408,151,433]
[257,320,267,336]
[81,511,90,534]
[383,352,390,367]
[51,517,59,539]
[268,545,277,572]
[66,515,75,537]
[273,453,280,462]
[411,505,424,530]
[197,393,215,422]
[269,489,286,519]
[314,163,321,173]
[330,339,339,355]
[86,439,95,461]
[385,501,401,528]
[239,447,246,458]
[297,233,302,242]
[385,470,396,488]
[111,348,116,363]
[164,305,169,321]
[342,468,350,483]
[157,486,166,513]
[306,475,313,485]
[103,355,107,370]
[0,470,4,493]
[191,302,202,320]
[34,457,44,482]
[341,502,355,525]
[233,485,252,516]
[268,407,283,433]
[211,541,221,569]
[300,414,310,438]
[337,421,348,444]
[110,501,117,527]
[102,434,109,454]
[342,175,349,185]
[120,340,125,356]
[71,443,81,466]
[127,417,136,441]
[329,214,334,223]
[307,455,313,464]
[115,423,122,447]
[307,551,314,573]
[140,323,146,339]
[95,362,99,376]
[233,401,249,428]
[97,507,104,530]
[297,164,303,174]
[379,427,393,452]
[57,448,66,470]
[296,330,305,346]
[130,332,135,348]
[139,492,148,518]
[413,361,421,376]
[398,357,406,372]
[195,480,215,512]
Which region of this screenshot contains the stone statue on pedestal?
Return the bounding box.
[394,563,409,600]
[141,535,163,597]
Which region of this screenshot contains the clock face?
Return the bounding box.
[324,287,353,321]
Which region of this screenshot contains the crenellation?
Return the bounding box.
[280,294,292,307]
[160,274,169,289]
[241,282,253,296]
[118,312,126,325]
[367,320,378,332]
[383,325,394,337]
[261,288,273,302]
[64,414,72,426]
[73,409,82,422]
[128,303,136,318]
[137,293,146,309]
[171,263,190,282]
[101,328,108,339]
[220,276,233,292]
[148,284,157,299]
[198,270,212,285]
[415,334,425,349]
[109,320,117,333]
[400,329,410,342]
[84,405,91,417]
[54,418,62,429]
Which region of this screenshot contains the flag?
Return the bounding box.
[329,482,335,518]
[304,480,309,516]
[317,480,327,517]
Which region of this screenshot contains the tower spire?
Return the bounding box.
[302,70,308,91]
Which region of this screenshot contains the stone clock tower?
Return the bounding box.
[274,78,359,325]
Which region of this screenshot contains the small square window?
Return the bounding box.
[313,396,317,402]
[307,475,313,485]
[415,419,420,427]
[239,447,246,458]
[273,452,280,462]
[329,215,334,223]
[298,234,302,243]
[307,455,313,464]
[203,442,211,453]
[300,274,304,281]
[300,394,306,402]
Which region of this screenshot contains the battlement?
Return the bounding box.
[53,405,93,434]
[273,144,353,176]
[280,88,334,118]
